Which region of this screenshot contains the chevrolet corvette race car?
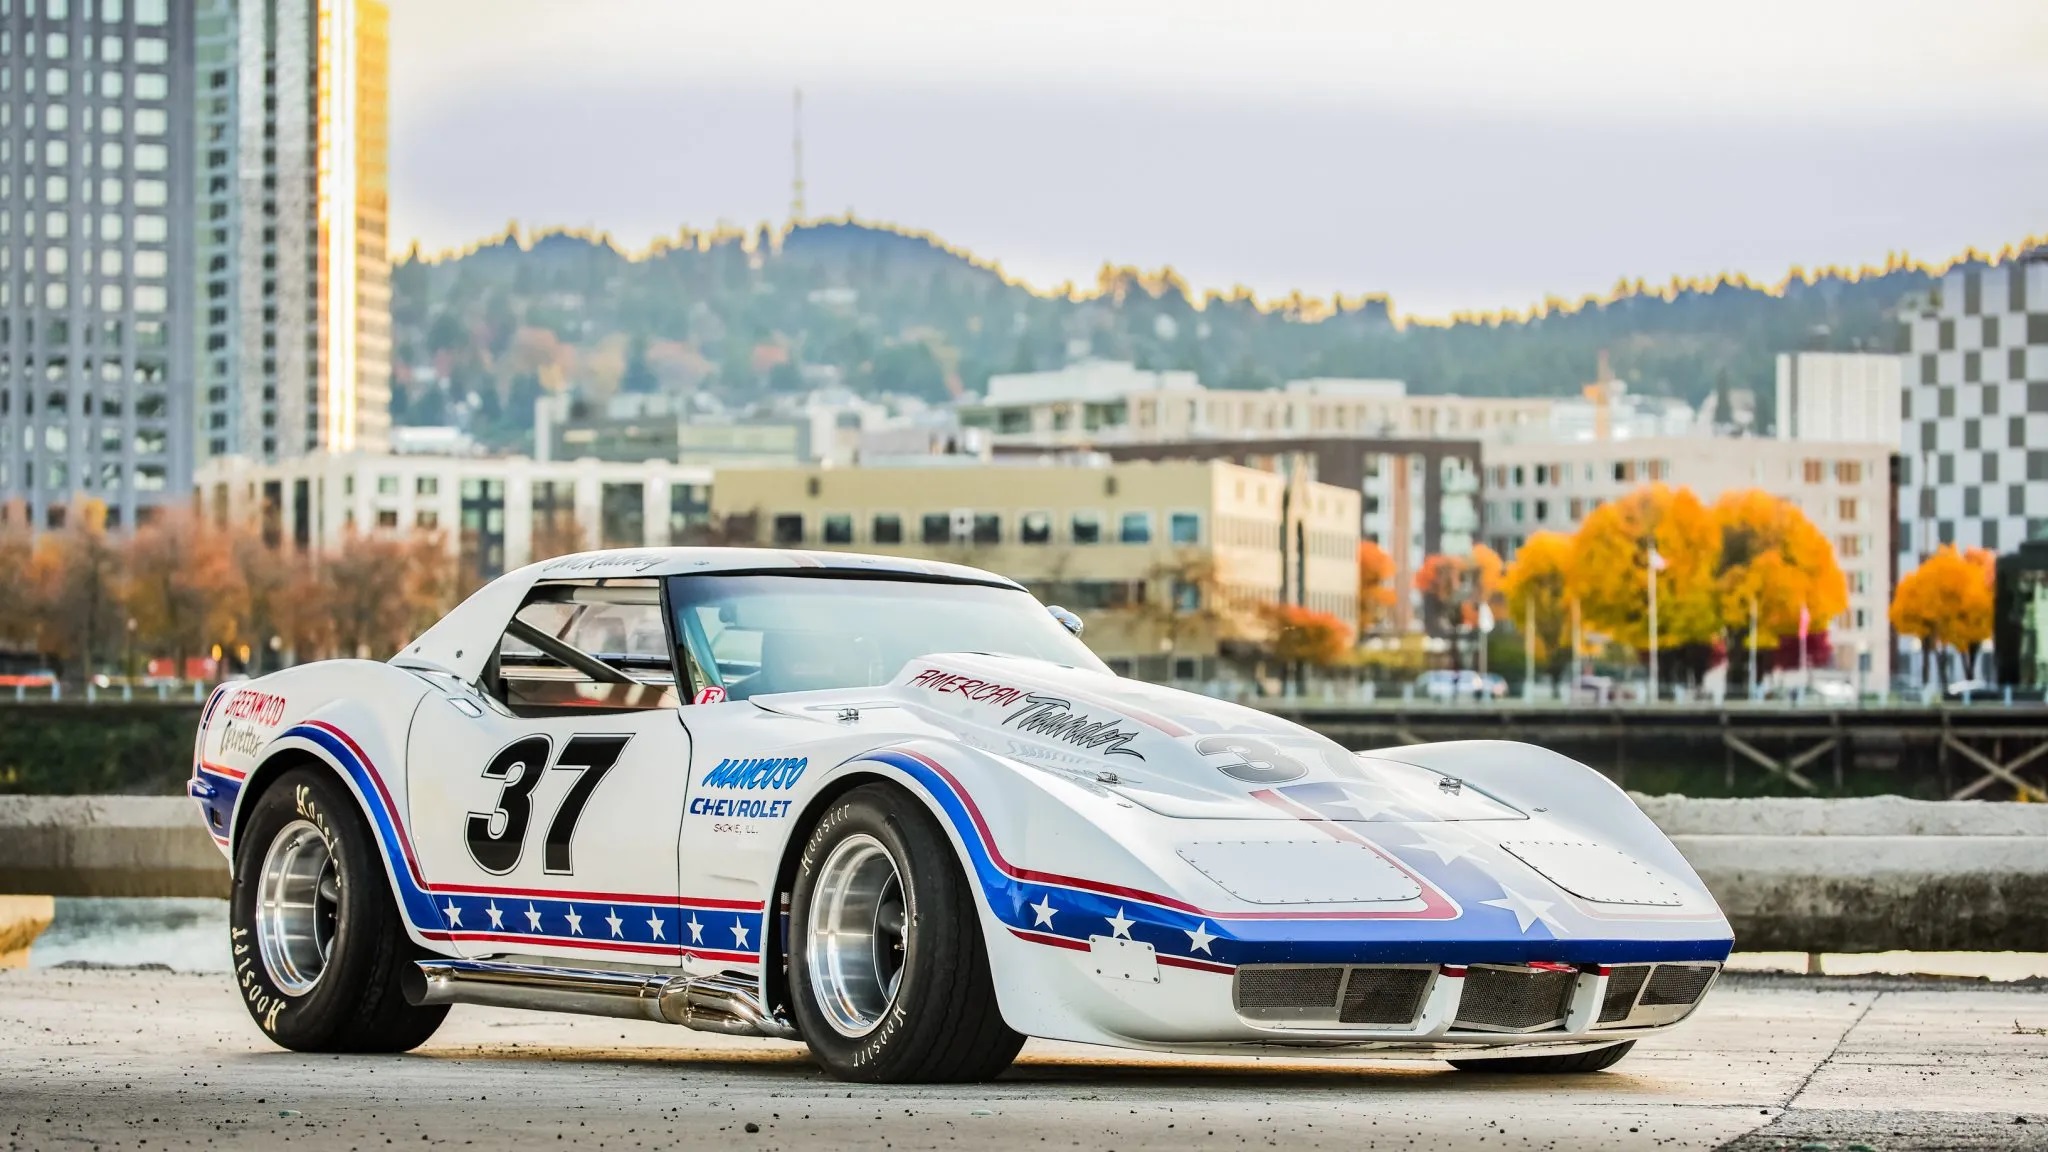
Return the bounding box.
[191,548,1731,1082]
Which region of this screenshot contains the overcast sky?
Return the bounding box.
[386,0,2048,318]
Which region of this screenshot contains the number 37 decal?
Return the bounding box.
[465,734,629,876]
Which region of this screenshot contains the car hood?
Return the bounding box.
[754,652,1527,822]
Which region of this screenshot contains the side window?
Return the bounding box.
[488,579,679,715]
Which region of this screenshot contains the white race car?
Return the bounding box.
[191,548,1731,1082]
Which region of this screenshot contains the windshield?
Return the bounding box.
[667,573,1108,700]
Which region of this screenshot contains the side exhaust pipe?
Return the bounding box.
[405,959,799,1040]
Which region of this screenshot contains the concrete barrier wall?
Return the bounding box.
[0,796,229,899]
[1630,794,2048,952]
[1,794,2043,953]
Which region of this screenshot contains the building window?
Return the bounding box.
[1169,511,1201,545]
[771,513,804,545]
[376,509,399,529]
[416,475,438,496]
[376,475,399,496]
[1071,512,1102,545]
[871,513,902,545]
[1119,511,1153,545]
[667,483,709,544]
[920,513,950,546]
[972,514,1000,544]
[1838,498,1858,522]
[416,510,439,530]
[822,514,853,545]
[1020,511,1052,545]
[595,483,644,548]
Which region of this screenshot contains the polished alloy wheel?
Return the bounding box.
[806,833,908,1037]
[255,819,339,996]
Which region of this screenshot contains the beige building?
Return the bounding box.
[196,452,713,581]
[1482,437,1898,686]
[710,458,1361,679]
[962,362,1551,447]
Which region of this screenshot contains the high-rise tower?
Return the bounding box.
[193,0,388,464]
[0,0,197,529]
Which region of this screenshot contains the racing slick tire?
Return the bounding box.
[229,765,449,1052]
[788,783,1025,1082]
[1449,1040,1636,1074]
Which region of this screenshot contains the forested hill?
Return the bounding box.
[388,219,1971,447]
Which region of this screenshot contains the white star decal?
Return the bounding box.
[1323,784,1399,821]
[1184,921,1216,955]
[1106,908,1134,939]
[687,914,704,944]
[1406,826,1480,867]
[564,907,583,935]
[484,901,505,929]
[647,912,666,940]
[731,919,751,949]
[441,899,462,928]
[524,903,543,931]
[1481,885,1565,935]
[605,908,624,938]
[1030,895,1057,928]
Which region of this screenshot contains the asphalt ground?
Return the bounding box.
[3,968,2045,1151]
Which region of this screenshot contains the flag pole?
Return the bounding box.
[1647,545,1659,703]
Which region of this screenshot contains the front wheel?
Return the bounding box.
[229,765,448,1052]
[787,783,1024,1082]
[1449,1040,1635,1074]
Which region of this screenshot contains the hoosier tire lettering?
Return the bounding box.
[229,764,448,1053]
[786,782,1023,1083]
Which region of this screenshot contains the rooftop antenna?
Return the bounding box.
[790,87,807,224]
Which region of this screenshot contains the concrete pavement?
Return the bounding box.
[2,968,2044,1150]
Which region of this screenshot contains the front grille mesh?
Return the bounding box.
[1340,967,1433,1025]
[1453,966,1576,1032]
[1641,963,1716,1007]
[1234,966,1344,1011]
[1598,965,1652,1023]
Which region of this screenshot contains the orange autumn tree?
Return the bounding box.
[1414,544,1504,668]
[126,510,249,678]
[1712,489,1849,677]
[1501,531,1576,682]
[1256,602,1353,667]
[1569,484,1722,657]
[1357,540,1397,634]
[1890,545,1994,683]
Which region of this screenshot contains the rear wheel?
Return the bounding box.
[230,765,448,1052]
[1449,1040,1635,1074]
[788,783,1023,1082]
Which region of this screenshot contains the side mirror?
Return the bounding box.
[1047,605,1084,637]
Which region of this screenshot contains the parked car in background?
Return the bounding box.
[1414,670,1506,701]
[1808,679,1858,704]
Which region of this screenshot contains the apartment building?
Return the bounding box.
[1101,436,1480,632]
[195,451,713,581]
[1776,352,1905,446]
[0,0,195,528]
[192,0,391,463]
[961,361,1551,447]
[1482,436,1897,685]
[1897,253,2048,561]
[709,458,1361,679]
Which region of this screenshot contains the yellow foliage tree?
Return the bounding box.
[1712,489,1849,662]
[1501,531,1575,680]
[1357,540,1396,634]
[1890,545,1994,678]
[1568,484,1721,653]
